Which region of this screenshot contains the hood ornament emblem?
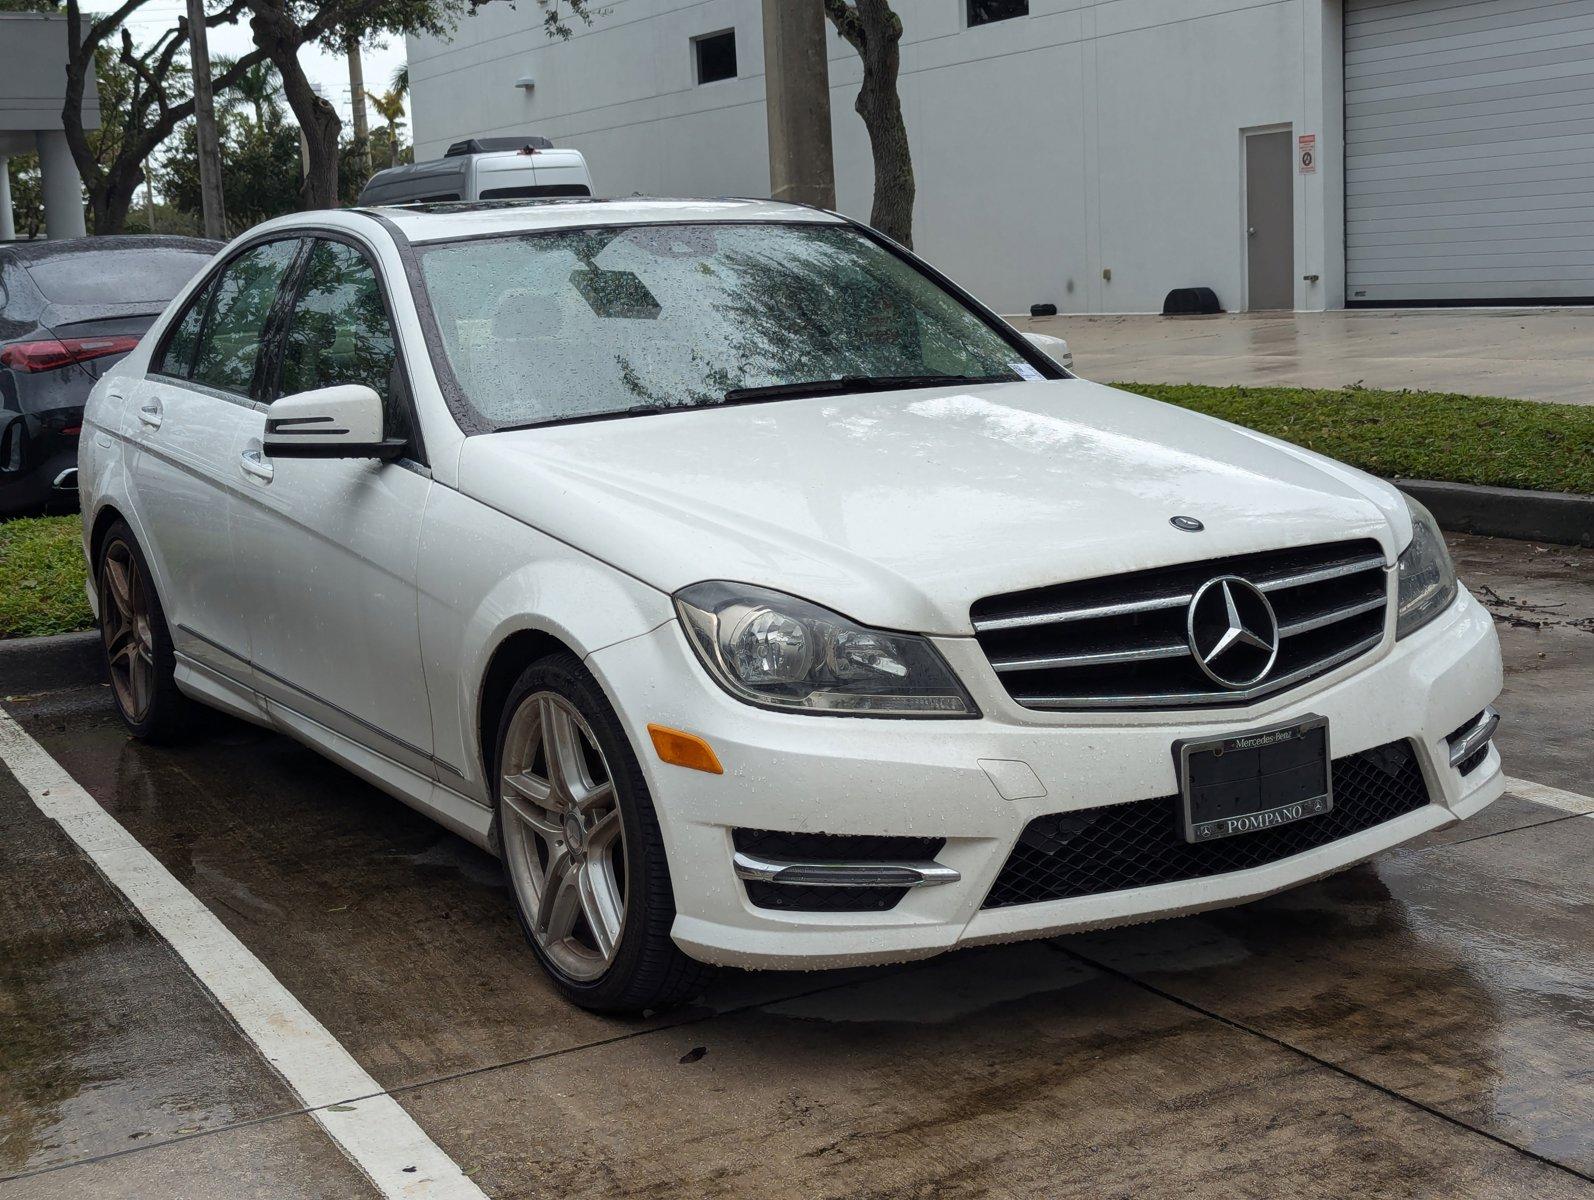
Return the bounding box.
[1187,576,1279,689]
[1170,515,1204,532]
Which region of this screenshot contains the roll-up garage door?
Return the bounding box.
[1345,0,1594,304]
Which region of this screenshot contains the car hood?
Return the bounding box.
[458,379,1409,635]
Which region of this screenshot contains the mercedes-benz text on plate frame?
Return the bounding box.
[78,197,1506,1013]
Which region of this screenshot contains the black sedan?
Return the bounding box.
[1,235,220,517]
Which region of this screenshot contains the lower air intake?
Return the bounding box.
[984,740,1429,909]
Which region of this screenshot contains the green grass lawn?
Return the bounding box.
[1,383,1588,640]
[1115,383,1594,496]
[0,515,93,639]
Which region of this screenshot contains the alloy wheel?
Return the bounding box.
[99,541,155,723]
[499,691,627,981]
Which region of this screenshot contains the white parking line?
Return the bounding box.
[1504,775,1594,816]
[0,709,488,1200]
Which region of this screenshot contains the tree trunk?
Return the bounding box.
[347,39,370,180]
[251,4,342,208]
[96,170,141,236]
[824,0,915,248]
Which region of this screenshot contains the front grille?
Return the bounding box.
[733,829,945,913]
[983,739,1429,908]
[972,540,1389,710]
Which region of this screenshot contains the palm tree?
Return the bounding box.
[366,88,407,167]
[390,63,409,97]
[213,57,283,130]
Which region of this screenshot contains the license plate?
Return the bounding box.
[1175,716,1332,844]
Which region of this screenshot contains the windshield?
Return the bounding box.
[416,222,1046,427]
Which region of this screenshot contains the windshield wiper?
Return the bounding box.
[722,373,1016,404]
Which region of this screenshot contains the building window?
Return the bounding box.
[968,0,1028,26]
[694,30,737,84]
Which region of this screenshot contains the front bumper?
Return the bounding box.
[588,587,1504,970]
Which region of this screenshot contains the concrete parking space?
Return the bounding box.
[1015,309,1594,406]
[0,534,1589,1198]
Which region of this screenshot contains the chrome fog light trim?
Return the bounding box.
[732,852,960,889]
[1447,706,1500,769]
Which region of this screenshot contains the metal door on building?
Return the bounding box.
[1346,0,1594,304]
[1246,129,1296,310]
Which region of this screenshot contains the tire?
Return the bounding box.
[96,521,191,742]
[492,652,715,1013]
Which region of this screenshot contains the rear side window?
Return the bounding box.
[155,286,209,378]
[190,240,301,396]
[276,239,410,442]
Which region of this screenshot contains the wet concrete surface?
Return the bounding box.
[1,534,1590,1197]
[1015,307,1594,405]
[1450,536,1593,796]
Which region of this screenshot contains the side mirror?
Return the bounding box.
[1022,331,1073,372]
[263,384,406,460]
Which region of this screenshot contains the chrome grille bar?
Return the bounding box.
[989,639,1188,673]
[1015,632,1385,711]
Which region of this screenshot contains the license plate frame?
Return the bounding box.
[1175,715,1332,844]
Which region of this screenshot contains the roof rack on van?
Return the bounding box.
[445,136,554,157]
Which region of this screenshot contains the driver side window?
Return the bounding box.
[275,239,411,446]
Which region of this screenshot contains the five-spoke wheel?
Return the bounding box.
[500,691,627,980]
[99,538,156,723]
[96,521,189,741]
[492,654,714,1012]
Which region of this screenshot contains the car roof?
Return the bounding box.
[348,196,847,244]
[0,235,222,264]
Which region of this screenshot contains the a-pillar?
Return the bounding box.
[35,129,86,239]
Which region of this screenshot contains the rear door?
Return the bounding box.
[228,235,438,780]
[130,237,304,680]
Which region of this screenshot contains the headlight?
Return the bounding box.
[1395,495,1458,640]
[674,581,977,717]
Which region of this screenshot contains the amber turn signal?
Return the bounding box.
[647,724,724,774]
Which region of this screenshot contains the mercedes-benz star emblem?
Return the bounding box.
[1170,515,1204,532]
[1186,575,1279,689]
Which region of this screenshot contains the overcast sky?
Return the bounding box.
[91,0,409,126]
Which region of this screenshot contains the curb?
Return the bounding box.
[1395,479,1593,548]
[0,630,103,697]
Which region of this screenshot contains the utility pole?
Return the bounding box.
[346,38,370,182]
[144,171,156,233]
[761,0,836,210]
[184,0,227,239]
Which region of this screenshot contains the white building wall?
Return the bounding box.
[408,0,1344,314]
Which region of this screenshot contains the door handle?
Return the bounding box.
[240,447,274,483]
[137,402,163,429]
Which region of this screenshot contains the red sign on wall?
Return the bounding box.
[1298,133,1318,174]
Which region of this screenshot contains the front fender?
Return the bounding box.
[418,482,672,794]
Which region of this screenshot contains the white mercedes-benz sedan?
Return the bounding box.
[79,198,1505,1012]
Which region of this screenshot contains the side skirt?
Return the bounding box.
[173,652,495,852]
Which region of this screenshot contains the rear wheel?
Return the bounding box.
[97,522,190,741]
[494,653,714,1013]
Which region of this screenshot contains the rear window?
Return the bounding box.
[25,248,214,305]
[479,184,592,200]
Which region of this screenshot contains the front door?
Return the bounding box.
[1245,129,1295,311]
[229,236,437,779]
[130,238,303,679]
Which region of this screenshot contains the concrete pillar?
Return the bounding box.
[0,157,15,241]
[761,0,836,210]
[35,130,85,239]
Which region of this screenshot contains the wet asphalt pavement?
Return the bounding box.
[1,533,1590,1199]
